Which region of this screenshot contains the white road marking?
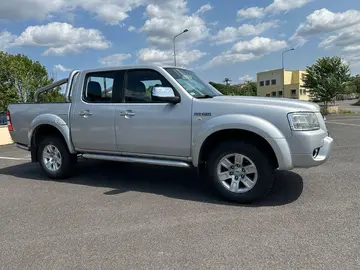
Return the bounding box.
[326,121,360,127]
[0,156,30,161]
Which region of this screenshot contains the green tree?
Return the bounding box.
[209,81,256,96]
[303,56,351,108]
[344,80,357,94]
[350,76,360,94]
[349,76,360,105]
[209,81,228,94]
[0,52,64,113]
[241,81,257,96]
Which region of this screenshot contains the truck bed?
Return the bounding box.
[8,102,71,146]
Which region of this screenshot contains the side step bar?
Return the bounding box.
[16,143,30,151]
[82,153,191,168]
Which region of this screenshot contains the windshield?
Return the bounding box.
[165,68,222,98]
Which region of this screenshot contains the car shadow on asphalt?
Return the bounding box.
[0,159,303,207]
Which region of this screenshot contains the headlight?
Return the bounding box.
[287,112,320,131]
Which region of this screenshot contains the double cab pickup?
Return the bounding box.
[7,65,334,203]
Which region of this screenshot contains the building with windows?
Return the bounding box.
[256,69,310,100]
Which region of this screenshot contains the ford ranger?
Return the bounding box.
[7,65,333,203]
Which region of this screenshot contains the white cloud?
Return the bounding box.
[319,25,360,50]
[232,37,287,54]
[140,0,209,49]
[0,0,67,21]
[237,0,312,20]
[292,9,360,39]
[343,45,360,53]
[195,4,213,15]
[2,0,209,68]
[128,25,136,32]
[54,64,72,72]
[289,8,360,74]
[203,37,287,69]
[0,0,144,25]
[135,0,209,67]
[78,0,144,25]
[13,22,111,56]
[266,0,312,14]
[203,53,259,70]
[0,31,17,51]
[239,75,254,82]
[137,48,206,66]
[99,53,132,66]
[209,21,219,26]
[291,8,360,46]
[211,21,280,45]
[237,7,265,20]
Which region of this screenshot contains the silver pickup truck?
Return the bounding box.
[7,65,333,203]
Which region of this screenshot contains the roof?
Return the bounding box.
[257,68,306,75]
[78,64,189,73]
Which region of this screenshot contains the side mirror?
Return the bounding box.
[151,86,180,103]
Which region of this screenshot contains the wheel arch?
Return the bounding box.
[29,114,76,161]
[192,114,292,170]
[198,129,279,170]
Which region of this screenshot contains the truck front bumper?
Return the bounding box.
[291,134,334,168]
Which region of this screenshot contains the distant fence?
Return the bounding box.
[0,113,7,125]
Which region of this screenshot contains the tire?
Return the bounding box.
[37,135,77,179]
[206,140,275,204]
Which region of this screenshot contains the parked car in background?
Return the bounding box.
[0,113,7,125]
[7,65,333,203]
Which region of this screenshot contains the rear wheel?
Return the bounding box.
[37,135,76,179]
[206,140,275,204]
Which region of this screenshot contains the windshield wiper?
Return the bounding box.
[196,94,215,99]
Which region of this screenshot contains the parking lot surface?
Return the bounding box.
[0,115,360,269]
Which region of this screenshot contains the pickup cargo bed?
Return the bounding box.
[8,103,71,146]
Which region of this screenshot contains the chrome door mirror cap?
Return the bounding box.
[151,86,180,103]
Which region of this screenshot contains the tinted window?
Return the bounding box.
[83,71,123,103]
[124,69,175,103]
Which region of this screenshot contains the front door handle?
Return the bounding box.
[79,110,92,117]
[119,110,136,118]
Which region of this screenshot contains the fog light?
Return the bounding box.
[313,148,320,158]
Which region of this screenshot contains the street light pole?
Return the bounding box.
[173,29,189,66]
[282,48,295,94]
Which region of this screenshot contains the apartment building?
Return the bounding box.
[257,68,310,100]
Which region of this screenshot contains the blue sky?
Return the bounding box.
[1,0,360,84]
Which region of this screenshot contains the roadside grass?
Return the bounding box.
[338,109,357,114]
[321,108,357,115]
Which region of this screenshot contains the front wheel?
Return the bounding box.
[206,140,275,204]
[37,135,77,179]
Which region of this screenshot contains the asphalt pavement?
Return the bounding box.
[336,99,360,113]
[0,115,360,269]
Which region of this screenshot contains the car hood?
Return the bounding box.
[208,95,320,112]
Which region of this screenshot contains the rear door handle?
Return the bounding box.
[79,110,92,117]
[119,110,136,117]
